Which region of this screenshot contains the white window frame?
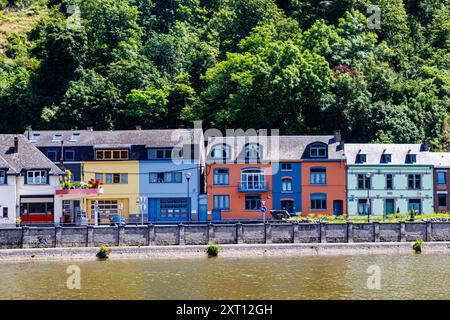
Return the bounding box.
[27,170,47,185]
[241,168,264,190]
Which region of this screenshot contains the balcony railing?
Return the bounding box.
[237,182,268,192]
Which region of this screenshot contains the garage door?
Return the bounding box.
[148,198,190,222]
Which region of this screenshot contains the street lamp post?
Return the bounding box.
[184,172,192,223]
[365,173,372,223]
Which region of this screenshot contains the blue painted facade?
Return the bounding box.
[271,162,301,214]
[139,160,202,223]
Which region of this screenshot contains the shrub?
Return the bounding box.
[96,245,111,259]
[413,239,423,253]
[207,244,219,257]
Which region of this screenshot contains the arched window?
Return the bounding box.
[211,144,231,159]
[241,168,265,190]
[244,144,262,160]
[282,178,292,191]
[311,193,327,210]
[310,167,326,185]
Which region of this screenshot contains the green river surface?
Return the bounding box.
[0,253,449,299]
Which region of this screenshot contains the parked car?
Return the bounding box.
[110,215,126,226]
[269,210,290,221]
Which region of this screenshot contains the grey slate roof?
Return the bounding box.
[0,135,64,175]
[345,143,431,165]
[26,129,203,148]
[427,152,450,168]
[206,135,344,161]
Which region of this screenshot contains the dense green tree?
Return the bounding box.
[0,0,448,150]
[42,68,120,129]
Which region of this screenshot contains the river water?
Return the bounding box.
[0,254,449,299]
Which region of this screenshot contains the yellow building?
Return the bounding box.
[81,160,140,223]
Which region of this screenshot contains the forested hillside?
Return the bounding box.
[0,0,449,150]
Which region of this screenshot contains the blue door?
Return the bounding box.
[212,209,222,221]
[333,200,343,216]
[148,198,190,222]
[198,204,208,222]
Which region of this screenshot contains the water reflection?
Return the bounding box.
[0,254,449,299]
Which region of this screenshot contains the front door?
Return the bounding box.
[333,200,343,216]
[385,199,395,216]
[281,200,294,213]
[408,199,422,214]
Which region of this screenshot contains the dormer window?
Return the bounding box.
[381,154,391,163]
[96,149,129,160]
[406,154,417,164]
[52,134,62,142]
[244,144,262,160]
[211,144,231,160]
[30,133,40,143]
[356,154,367,163]
[309,144,326,158]
[148,148,181,160]
[26,170,47,184]
[69,133,80,142]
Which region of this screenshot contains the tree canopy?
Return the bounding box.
[0,0,449,150]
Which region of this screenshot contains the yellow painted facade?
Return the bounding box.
[81,161,140,223]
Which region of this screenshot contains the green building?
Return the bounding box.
[345,143,434,218]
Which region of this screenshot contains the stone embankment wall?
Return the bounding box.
[0,222,449,249]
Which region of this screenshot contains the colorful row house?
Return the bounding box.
[206,132,347,220]
[430,152,450,212]
[27,128,205,224]
[345,143,435,218]
[0,135,65,226]
[12,128,450,224]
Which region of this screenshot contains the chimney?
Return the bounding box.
[13,136,19,153]
[339,140,345,151]
[422,140,429,151]
[60,140,64,167]
[135,125,142,130]
[333,130,341,143]
[86,126,93,131]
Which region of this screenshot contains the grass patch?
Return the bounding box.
[413,239,423,253]
[0,0,49,55]
[207,244,220,257]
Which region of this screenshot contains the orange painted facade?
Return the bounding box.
[301,161,347,216]
[207,163,273,220]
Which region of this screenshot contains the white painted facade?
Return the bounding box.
[0,174,62,227]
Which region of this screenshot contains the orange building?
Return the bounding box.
[206,132,347,220]
[206,136,276,220]
[206,163,272,220]
[301,161,347,216]
[298,133,347,216]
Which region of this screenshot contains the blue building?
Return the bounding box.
[27,127,206,224]
[271,161,301,214]
[139,129,206,223]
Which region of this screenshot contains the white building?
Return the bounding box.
[0,135,64,227]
